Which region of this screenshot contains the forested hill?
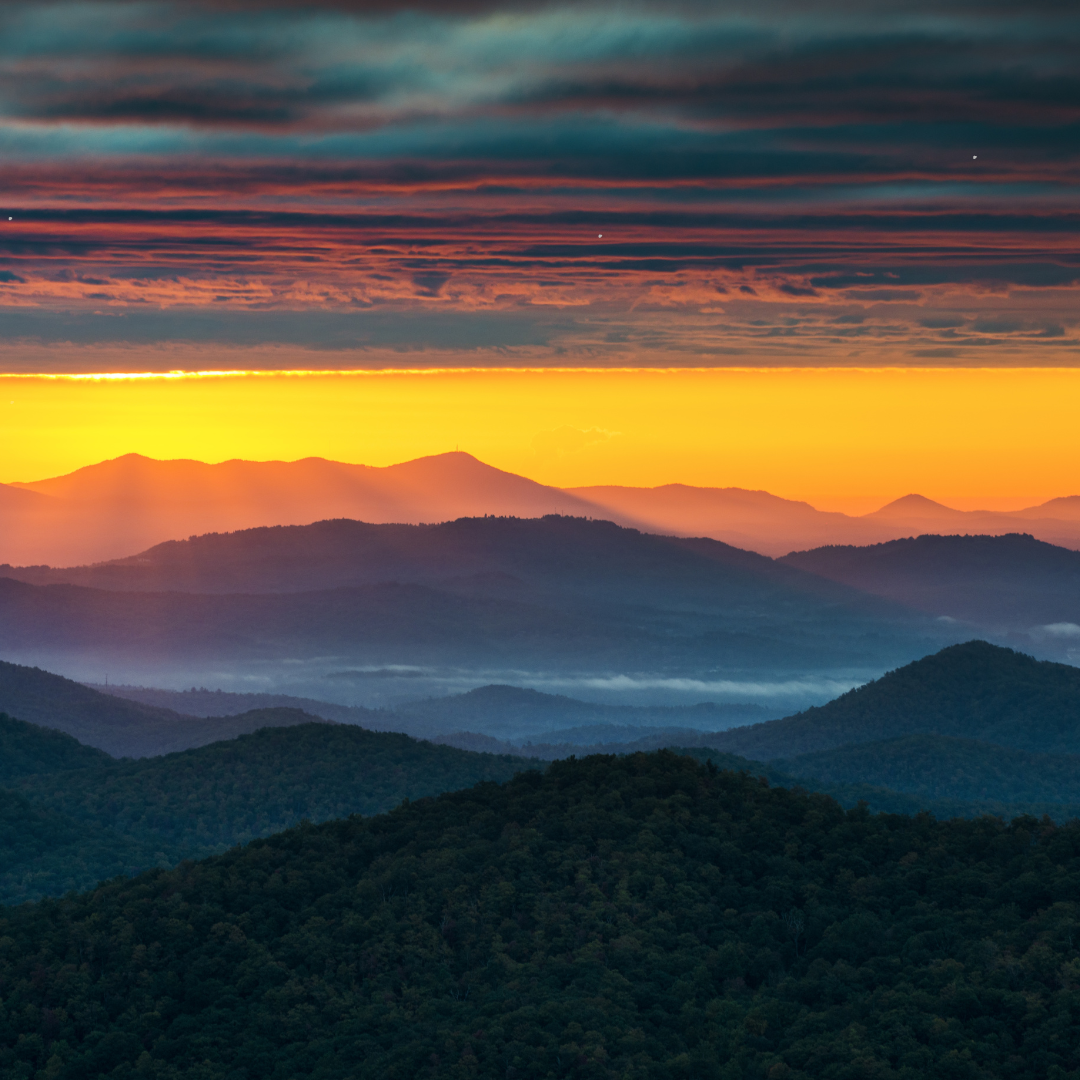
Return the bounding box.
[1,721,533,905]
[779,733,1080,806]
[0,712,111,782]
[3,751,1080,1079]
[707,640,1080,759]
[0,660,334,757]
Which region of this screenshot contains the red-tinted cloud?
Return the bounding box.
[0,0,1076,365]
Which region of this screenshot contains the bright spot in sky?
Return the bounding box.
[973,155,977,159]
[598,233,603,238]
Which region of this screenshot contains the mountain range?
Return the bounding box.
[0,517,945,691]
[4,639,1080,910]
[781,532,1080,637]
[0,659,341,757]
[0,708,532,905]
[4,450,1080,566]
[97,681,770,743]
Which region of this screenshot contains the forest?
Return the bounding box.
[2,751,1079,1079]
[0,715,531,905]
[8,639,1080,907]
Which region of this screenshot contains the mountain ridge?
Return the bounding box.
[6,450,1080,566]
[780,532,1080,634]
[0,659,336,758]
[704,640,1080,759]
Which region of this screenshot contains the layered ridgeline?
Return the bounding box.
[0,711,531,905]
[702,641,1080,812]
[0,515,951,675]
[5,450,1080,566]
[781,532,1080,636]
[7,642,1080,908]
[711,640,1080,759]
[3,753,1080,1079]
[99,682,769,745]
[0,659,354,757]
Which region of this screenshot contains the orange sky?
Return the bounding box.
[2,367,1078,512]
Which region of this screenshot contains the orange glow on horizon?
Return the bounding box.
[3,367,1079,510]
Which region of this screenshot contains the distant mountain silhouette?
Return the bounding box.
[1025,495,1080,521]
[705,641,1080,759]
[0,659,333,757]
[781,533,1080,631]
[391,684,769,740]
[572,483,1080,555]
[91,684,382,727]
[96,681,769,742]
[0,514,890,602]
[1,452,599,565]
[5,451,1080,566]
[0,517,942,674]
[566,483,886,555]
[865,494,967,521]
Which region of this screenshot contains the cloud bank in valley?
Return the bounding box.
[0,0,1076,368]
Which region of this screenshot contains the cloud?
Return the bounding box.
[532,426,618,456]
[0,0,1076,363]
[530,673,864,698]
[1034,622,1080,638]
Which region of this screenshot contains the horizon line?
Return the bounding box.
[6,365,1080,382]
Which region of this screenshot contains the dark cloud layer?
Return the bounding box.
[0,0,1076,364]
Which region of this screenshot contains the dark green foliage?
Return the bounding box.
[0,790,166,906]
[675,746,1080,826]
[711,640,1080,759]
[0,721,532,905]
[16,722,532,863]
[0,713,110,782]
[782,733,1080,805]
[4,752,1080,1079]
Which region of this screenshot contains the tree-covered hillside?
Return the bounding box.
[0,712,111,783]
[781,733,1080,805]
[0,660,336,758]
[15,721,533,864]
[710,640,1080,759]
[3,752,1080,1079]
[0,790,166,906]
[0,719,533,905]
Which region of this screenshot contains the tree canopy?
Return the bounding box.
[2,751,1080,1079]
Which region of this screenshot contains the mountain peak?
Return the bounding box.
[867,494,961,519]
[708,640,1080,760]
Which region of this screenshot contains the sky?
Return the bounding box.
[0,0,1077,496]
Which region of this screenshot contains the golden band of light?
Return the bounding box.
[3,367,1078,510]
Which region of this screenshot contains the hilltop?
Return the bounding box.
[6,450,1080,568]
[706,640,1080,759]
[0,517,942,677]
[782,532,1080,632]
[2,752,1080,1078]
[0,658,333,757]
[0,713,533,905]
[0,711,112,782]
